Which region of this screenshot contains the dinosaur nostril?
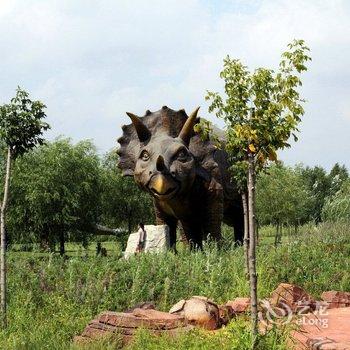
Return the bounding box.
[156,155,166,172]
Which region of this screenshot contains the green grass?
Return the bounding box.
[10,239,123,258]
[0,222,349,349]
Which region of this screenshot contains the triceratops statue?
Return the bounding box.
[117,106,243,249]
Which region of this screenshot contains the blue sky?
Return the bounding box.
[1,0,349,170]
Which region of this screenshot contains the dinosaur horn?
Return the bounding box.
[126,112,151,143]
[178,107,200,145]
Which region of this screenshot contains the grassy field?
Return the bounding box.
[1,222,349,349]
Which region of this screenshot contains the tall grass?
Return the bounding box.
[0,222,349,349]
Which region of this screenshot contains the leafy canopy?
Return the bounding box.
[256,164,313,226]
[0,87,50,157]
[299,165,331,223]
[206,40,311,185]
[329,163,349,196]
[7,138,100,246]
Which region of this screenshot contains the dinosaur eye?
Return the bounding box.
[140,150,150,161]
[176,149,188,162]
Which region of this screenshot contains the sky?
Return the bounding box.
[1,0,349,170]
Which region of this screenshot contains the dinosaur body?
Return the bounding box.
[117,106,243,248]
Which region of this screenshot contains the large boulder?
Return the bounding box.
[169,296,220,330]
[124,225,170,259]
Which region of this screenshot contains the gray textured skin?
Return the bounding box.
[117,106,243,249]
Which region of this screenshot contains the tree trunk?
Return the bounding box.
[241,192,249,279]
[59,231,65,256]
[279,224,283,244]
[247,153,258,347]
[274,223,279,247]
[39,237,50,251]
[40,231,51,252]
[0,147,11,328]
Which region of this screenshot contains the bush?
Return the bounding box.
[322,180,350,222]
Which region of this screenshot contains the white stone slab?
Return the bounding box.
[124,225,170,259]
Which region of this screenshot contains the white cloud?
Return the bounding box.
[0,0,349,168]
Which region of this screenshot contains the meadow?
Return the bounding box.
[1,222,349,350]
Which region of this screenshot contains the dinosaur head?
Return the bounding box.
[117,107,200,200]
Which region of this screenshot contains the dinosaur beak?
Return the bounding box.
[149,174,178,197]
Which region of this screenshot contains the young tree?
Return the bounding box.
[206,40,311,346]
[0,87,49,327]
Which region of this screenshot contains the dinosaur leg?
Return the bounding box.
[203,179,224,242]
[178,222,189,245]
[167,219,178,250]
[204,195,223,242]
[180,220,203,250]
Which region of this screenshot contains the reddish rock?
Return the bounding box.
[226,297,250,313]
[169,296,220,330]
[291,307,350,349]
[218,304,236,326]
[270,283,315,314]
[97,309,186,330]
[76,308,191,346]
[321,291,350,309]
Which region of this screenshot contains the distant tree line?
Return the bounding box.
[0,138,153,254]
[256,162,349,241]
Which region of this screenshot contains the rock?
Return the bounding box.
[321,291,350,309]
[169,296,220,330]
[291,307,350,349]
[124,233,140,259]
[124,225,170,259]
[143,225,170,252]
[170,299,186,314]
[76,308,192,346]
[226,297,250,313]
[270,283,315,314]
[218,304,236,325]
[97,309,186,329]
